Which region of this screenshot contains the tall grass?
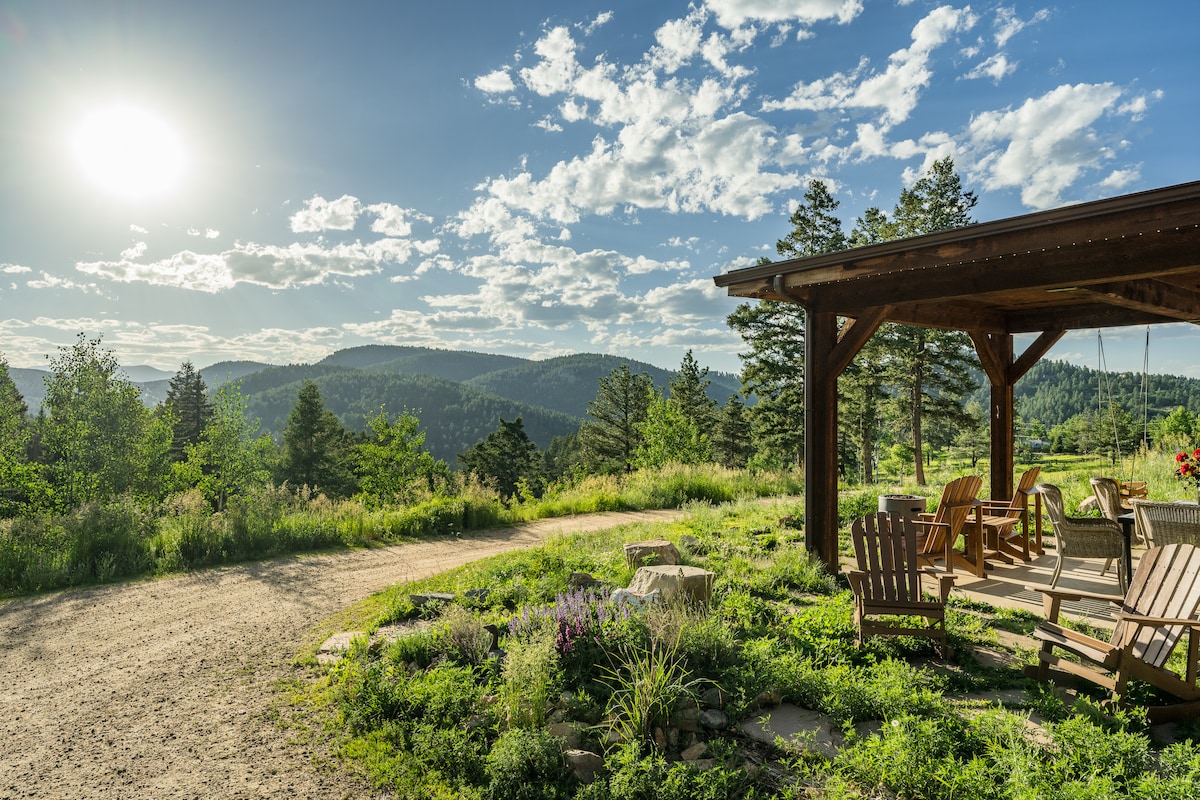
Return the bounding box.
[0,464,798,597]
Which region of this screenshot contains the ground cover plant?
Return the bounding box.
[319,494,1200,800]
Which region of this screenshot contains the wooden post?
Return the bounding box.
[805,310,840,570]
[990,335,1015,504]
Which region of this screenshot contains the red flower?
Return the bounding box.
[1193,448,1200,459]
[1179,452,1188,462]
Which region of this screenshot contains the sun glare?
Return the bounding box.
[70,104,186,200]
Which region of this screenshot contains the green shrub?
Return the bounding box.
[484,728,572,800]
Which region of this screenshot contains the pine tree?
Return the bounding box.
[668,350,718,433]
[458,417,539,500]
[278,380,355,497]
[579,365,653,474]
[164,361,213,462]
[712,397,752,469]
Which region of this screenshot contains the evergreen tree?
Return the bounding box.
[458,417,539,500]
[892,156,978,236]
[712,397,752,469]
[278,380,356,497]
[579,365,653,474]
[668,350,718,433]
[164,361,213,461]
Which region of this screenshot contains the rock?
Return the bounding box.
[753,687,784,708]
[681,742,709,761]
[679,535,703,552]
[569,572,602,590]
[409,592,455,608]
[699,709,729,730]
[547,722,583,749]
[316,632,365,666]
[610,587,662,609]
[670,705,702,732]
[653,727,668,751]
[624,539,681,567]
[627,565,716,606]
[739,703,839,759]
[701,686,725,709]
[565,749,605,783]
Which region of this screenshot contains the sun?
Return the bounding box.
[70,103,187,200]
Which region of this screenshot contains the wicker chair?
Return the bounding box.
[1092,476,1140,544]
[1039,483,1127,592]
[1133,500,1200,547]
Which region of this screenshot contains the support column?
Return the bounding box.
[805,310,840,570]
[989,335,1015,503]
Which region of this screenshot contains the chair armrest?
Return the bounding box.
[1023,584,1123,605]
[1117,613,1200,629]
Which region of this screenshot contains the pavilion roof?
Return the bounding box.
[713,180,1200,335]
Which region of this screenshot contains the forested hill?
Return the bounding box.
[978,359,1200,428]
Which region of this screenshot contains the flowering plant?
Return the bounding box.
[1175,449,1200,488]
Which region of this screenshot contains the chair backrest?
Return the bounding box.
[852,512,923,603]
[1133,501,1200,547]
[1002,466,1042,516]
[1110,543,1200,669]
[1091,477,1125,523]
[918,475,982,556]
[1038,483,1069,531]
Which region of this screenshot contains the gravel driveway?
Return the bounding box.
[0,510,688,799]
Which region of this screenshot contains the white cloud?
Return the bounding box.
[1098,168,1141,191]
[205,228,220,239]
[994,6,1050,48]
[366,202,431,236]
[289,194,363,233]
[764,6,977,128]
[1,263,32,274]
[534,117,564,132]
[704,0,864,30]
[121,242,148,259]
[75,237,438,293]
[1119,90,1162,122]
[474,68,515,93]
[26,272,106,295]
[968,82,1126,208]
[129,224,148,234]
[519,26,580,96]
[963,53,1015,83]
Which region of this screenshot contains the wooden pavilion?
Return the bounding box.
[713,180,1200,570]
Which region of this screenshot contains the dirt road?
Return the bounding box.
[0,509,689,799]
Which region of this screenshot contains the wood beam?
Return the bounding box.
[830,306,891,375]
[805,310,841,571]
[1084,278,1200,322]
[1011,329,1065,383]
[802,229,1200,312]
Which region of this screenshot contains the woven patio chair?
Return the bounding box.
[1133,500,1200,547]
[1039,483,1127,593]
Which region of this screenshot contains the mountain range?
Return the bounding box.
[11,345,1200,464]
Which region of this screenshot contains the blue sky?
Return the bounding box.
[1,0,1198,379]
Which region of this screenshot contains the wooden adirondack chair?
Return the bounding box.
[1026,543,1200,722]
[978,466,1041,563]
[914,475,985,577]
[848,511,957,655]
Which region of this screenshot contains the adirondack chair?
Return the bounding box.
[848,511,957,655]
[913,475,985,577]
[977,466,1041,563]
[1025,542,1200,722]
[1039,483,1127,593]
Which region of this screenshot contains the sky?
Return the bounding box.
[1,0,1198,380]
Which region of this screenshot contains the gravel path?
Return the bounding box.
[0,509,688,799]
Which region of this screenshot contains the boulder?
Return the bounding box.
[626,565,715,606]
[740,703,839,759]
[565,749,605,783]
[623,538,681,567]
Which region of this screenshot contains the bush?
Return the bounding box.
[484,728,572,800]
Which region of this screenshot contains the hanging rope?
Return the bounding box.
[1097,331,1123,466]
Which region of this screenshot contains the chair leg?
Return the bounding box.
[1100,556,1114,578]
[1051,553,1064,588]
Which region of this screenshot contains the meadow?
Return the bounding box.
[298,450,1200,800]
